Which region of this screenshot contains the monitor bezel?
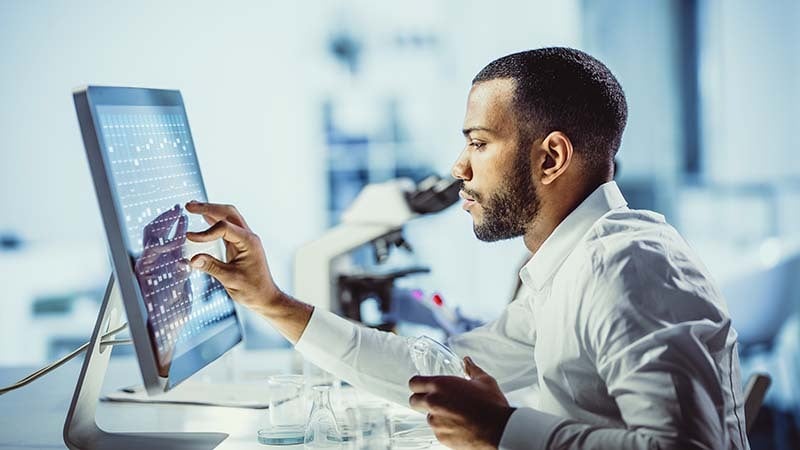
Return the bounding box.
[73,85,243,394]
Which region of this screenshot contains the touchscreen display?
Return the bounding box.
[96,104,239,380]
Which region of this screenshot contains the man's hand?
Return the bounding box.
[409,357,515,450]
[184,201,278,313]
[184,201,313,343]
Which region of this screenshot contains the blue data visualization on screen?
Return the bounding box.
[96,105,237,381]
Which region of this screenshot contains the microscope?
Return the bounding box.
[293,175,482,335]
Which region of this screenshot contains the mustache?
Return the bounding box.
[459,181,482,202]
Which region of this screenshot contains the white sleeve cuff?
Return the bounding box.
[294,307,357,365]
[499,407,566,450]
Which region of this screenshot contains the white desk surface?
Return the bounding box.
[0,350,440,450]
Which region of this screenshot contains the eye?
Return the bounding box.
[469,141,486,151]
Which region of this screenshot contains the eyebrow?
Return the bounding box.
[462,126,495,137]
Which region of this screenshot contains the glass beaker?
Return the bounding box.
[257,374,306,445]
[339,405,363,450]
[304,385,342,449]
[339,402,393,450]
[357,404,392,450]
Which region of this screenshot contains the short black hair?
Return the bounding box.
[473,47,627,173]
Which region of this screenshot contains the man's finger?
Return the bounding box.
[464,356,487,378]
[190,253,235,285]
[464,356,500,389]
[186,220,250,253]
[408,393,429,413]
[409,393,449,413]
[185,201,248,229]
[426,413,458,430]
[409,375,441,393]
[409,392,459,417]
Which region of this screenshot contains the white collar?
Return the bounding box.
[519,181,628,292]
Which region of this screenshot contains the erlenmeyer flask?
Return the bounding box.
[304,385,342,449]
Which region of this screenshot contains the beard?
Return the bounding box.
[464,140,540,242]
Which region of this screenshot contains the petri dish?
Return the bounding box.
[391,437,435,449]
[257,426,306,445]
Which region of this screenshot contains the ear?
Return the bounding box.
[539,131,573,185]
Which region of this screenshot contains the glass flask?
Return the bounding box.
[304,359,342,411]
[408,335,467,377]
[304,385,342,449]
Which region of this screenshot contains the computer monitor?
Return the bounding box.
[73,86,243,394]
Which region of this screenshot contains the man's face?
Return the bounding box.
[451,79,540,242]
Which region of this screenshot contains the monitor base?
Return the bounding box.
[63,275,228,450]
[68,429,228,450]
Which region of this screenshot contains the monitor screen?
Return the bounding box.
[76,87,242,390]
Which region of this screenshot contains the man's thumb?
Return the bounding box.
[191,254,231,282]
[464,356,488,379]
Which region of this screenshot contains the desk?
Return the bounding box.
[0,351,441,450]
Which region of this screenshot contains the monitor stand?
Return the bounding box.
[63,275,229,450]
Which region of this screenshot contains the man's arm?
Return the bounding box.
[509,243,746,450]
[184,201,418,404]
[545,242,745,450]
[446,285,538,393]
[184,201,540,411]
[411,309,739,450]
[412,244,748,450]
[294,290,542,408]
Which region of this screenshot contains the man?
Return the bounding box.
[184,48,748,449]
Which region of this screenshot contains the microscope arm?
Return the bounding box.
[294,223,401,312]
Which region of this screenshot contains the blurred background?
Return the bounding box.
[0,0,798,447]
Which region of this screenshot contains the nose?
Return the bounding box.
[451,148,472,181]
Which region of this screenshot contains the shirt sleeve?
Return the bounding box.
[294,286,540,407]
[500,240,747,450]
[294,307,417,406]
[447,288,538,393]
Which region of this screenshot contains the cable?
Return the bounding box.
[0,323,129,395]
[0,323,130,395]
